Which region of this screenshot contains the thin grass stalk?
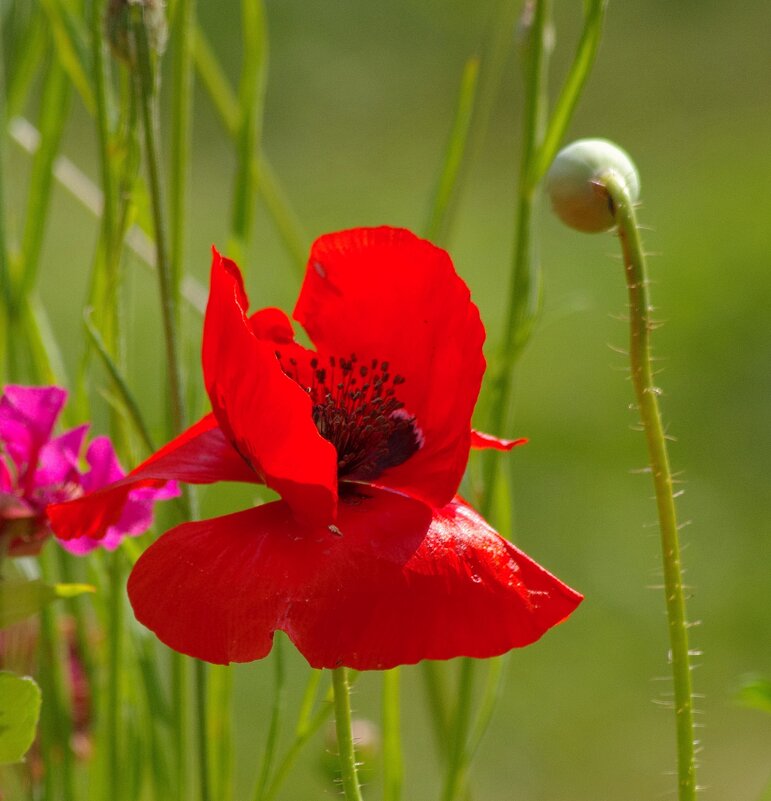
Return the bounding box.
[418,2,525,768]
[192,24,307,271]
[382,668,403,801]
[195,659,212,801]
[420,661,452,758]
[8,115,211,316]
[262,675,335,801]
[6,8,46,117]
[38,552,75,801]
[129,2,186,435]
[105,551,125,801]
[130,9,212,801]
[529,0,607,185]
[14,55,71,311]
[20,295,66,386]
[0,15,10,382]
[38,0,95,114]
[229,0,268,262]
[168,1,197,792]
[424,57,479,245]
[251,636,286,801]
[170,0,195,306]
[440,659,475,801]
[440,6,553,801]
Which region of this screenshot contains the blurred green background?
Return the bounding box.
[5,1,770,799]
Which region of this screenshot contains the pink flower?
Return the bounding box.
[0,385,176,557]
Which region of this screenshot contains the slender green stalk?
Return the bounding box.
[294,669,323,735]
[263,674,335,801]
[440,660,475,801]
[229,0,268,262]
[129,3,186,435]
[38,551,75,801]
[252,637,286,801]
[106,552,125,801]
[206,665,234,801]
[171,653,190,801]
[83,311,156,454]
[38,0,95,114]
[131,10,209,801]
[0,19,10,382]
[6,8,46,117]
[482,0,551,488]
[192,24,308,271]
[168,6,196,791]
[530,0,607,185]
[89,0,118,310]
[170,0,195,298]
[424,57,480,245]
[382,668,403,801]
[14,55,71,311]
[601,169,696,801]
[331,667,364,801]
[421,661,452,757]
[195,660,212,801]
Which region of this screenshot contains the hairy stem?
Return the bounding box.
[601,169,697,801]
[331,667,364,801]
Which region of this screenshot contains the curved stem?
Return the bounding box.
[601,170,696,801]
[331,667,364,801]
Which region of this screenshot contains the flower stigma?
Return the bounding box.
[277,351,423,482]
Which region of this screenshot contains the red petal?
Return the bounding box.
[127,489,581,669]
[470,430,528,451]
[293,227,485,509]
[48,414,255,541]
[203,249,338,525]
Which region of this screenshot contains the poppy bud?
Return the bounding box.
[107,0,167,66]
[546,138,640,233]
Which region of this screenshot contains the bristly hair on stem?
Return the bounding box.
[599,169,698,801]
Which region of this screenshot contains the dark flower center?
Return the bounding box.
[278,352,422,481]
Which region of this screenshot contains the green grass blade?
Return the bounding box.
[6,8,46,117]
[251,637,286,801]
[530,0,607,185]
[83,310,156,454]
[424,57,480,245]
[16,55,71,308]
[228,0,268,262]
[193,23,308,271]
[38,0,96,113]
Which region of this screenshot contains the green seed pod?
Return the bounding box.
[546,138,640,233]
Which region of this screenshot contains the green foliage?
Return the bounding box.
[0,671,42,764]
[737,676,771,715]
[0,579,95,629]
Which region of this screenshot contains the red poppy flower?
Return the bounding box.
[49,227,581,670]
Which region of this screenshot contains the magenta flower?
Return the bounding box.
[0,385,176,557]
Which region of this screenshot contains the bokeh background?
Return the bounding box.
[5,1,770,799]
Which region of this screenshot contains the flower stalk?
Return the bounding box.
[331,667,365,801]
[600,169,697,801]
[129,1,185,436]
